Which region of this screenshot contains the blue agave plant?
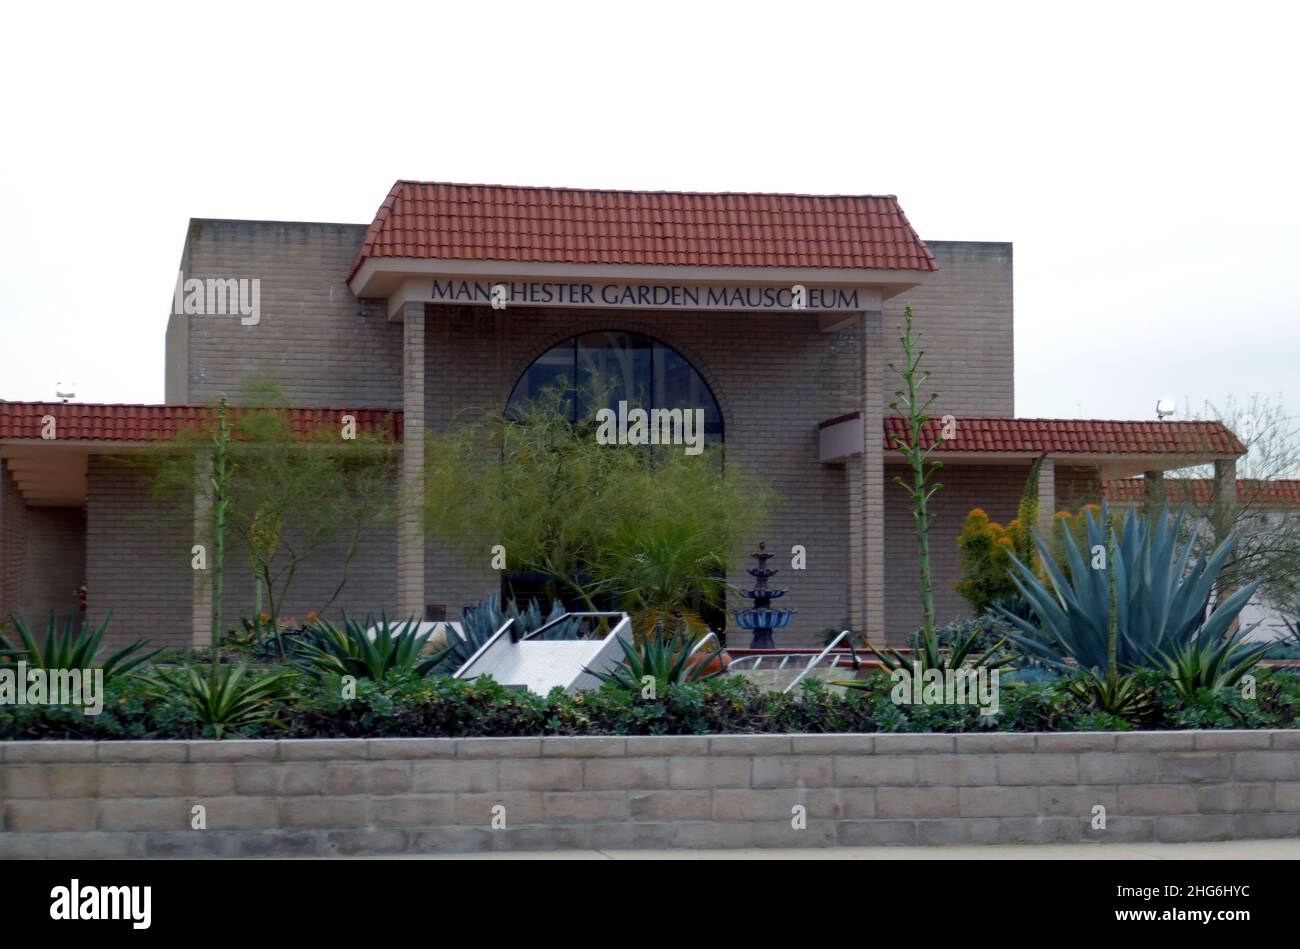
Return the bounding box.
[997,503,1262,675]
[429,596,584,674]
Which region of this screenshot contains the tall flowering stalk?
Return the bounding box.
[888,305,947,639]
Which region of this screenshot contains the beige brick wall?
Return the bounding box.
[884,241,1014,418]
[215,522,398,630]
[1056,465,1105,513]
[163,234,193,403]
[85,458,192,650]
[22,506,84,622]
[171,220,403,407]
[885,462,1032,642]
[0,460,28,621]
[0,461,84,625]
[82,453,400,648]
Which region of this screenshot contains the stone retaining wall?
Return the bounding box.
[2,732,1298,857]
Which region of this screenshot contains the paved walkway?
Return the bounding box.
[380,839,1300,860]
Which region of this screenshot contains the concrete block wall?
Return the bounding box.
[2,732,1297,857]
[884,241,1014,419]
[884,462,1031,642]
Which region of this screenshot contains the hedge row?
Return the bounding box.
[2,668,1299,741]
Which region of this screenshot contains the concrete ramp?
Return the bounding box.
[453,612,632,695]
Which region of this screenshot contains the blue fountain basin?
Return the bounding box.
[731,609,796,630]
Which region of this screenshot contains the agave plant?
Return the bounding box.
[1064,668,1158,723]
[292,614,442,681]
[1156,634,1273,702]
[850,619,1015,685]
[583,629,725,690]
[999,504,1262,674]
[0,612,158,680]
[461,596,583,642]
[429,596,584,674]
[146,663,295,738]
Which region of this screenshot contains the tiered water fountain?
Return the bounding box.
[732,541,796,649]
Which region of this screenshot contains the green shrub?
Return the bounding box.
[954,509,1033,613]
[917,614,1016,657]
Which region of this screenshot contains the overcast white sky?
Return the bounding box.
[1,0,1296,424]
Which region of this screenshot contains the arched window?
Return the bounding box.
[507,331,723,444]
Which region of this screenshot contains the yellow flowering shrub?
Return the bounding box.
[955,508,1036,613]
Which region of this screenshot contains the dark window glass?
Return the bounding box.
[507,341,574,416]
[507,331,723,444]
[575,331,652,421]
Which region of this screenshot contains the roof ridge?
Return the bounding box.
[392,179,901,201]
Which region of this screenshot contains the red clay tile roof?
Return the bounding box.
[1105,477,1300,508]
[3,404,1241,460]
[879,417,1245,455]
[0,402,401,442]
[348,180,938,280]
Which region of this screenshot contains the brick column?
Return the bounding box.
[1212,459,1240,614]
[852,310,886,641]
[396,302,427,619]
[846,462,864,632]
[1212,459,1238,530]
[1037,457,1056,535]
[1142,469,1166,517]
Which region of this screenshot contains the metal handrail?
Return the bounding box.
[452,617,516,679]
[782,629,859,693]
[728,654,787,670]
[716,631,863,689]
[688,631,719,656]
[726,649,841,671]
[519,611,627,641]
